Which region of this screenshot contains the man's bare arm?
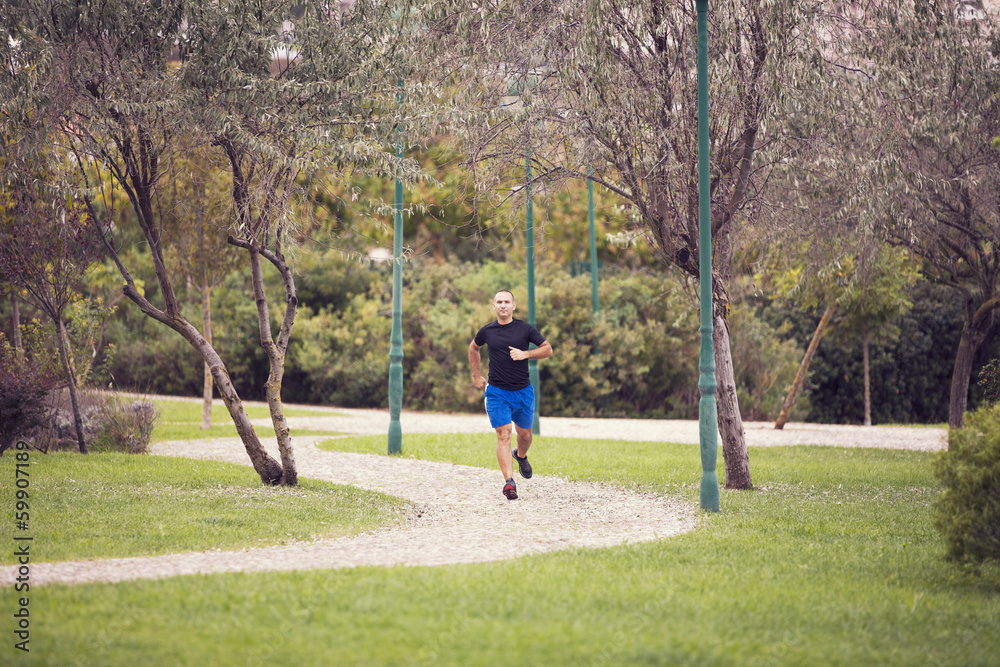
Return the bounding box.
[469,340,487,389]
[508,340,553,361]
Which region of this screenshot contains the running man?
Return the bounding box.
[469,289,553,500]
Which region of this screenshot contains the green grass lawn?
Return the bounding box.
[152,399,344,423]
[0,453,411,564]
[150,398,344,443]
[2,433,998,666]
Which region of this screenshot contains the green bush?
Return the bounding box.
[979,359,1000,406]
[933,404,1000,563]
[104,253,807,419]
[538,266,701,418]
[288,260,708,417]
[728,303,807,421]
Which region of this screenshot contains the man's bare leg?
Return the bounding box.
[513,424,532,458]
[495,424,514,480]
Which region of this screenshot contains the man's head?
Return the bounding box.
[492,290,516,322]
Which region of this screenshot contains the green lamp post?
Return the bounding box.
[696,0,720,511]
[387,83,404,455]
[505,75,543,437]
[588,175,599,315]
[525,150,540,436]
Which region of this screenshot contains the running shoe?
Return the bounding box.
[512,448,533,479]
[503,477,518,500]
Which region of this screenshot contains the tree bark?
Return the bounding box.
[55,317,87,454]
[11,293,22,352]
[949,333,977,429]
[88,203,284,484]
[247,244,297,486]
[201,284,213,430]
[714,314,753,489]
[775,303,837,430]
[948,297,998,429]
[862,327,871,426]
[121,283,284,484]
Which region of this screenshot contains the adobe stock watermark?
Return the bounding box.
[11,439,33,653]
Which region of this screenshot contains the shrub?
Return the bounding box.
[43,391,160,453]
[728,303,807,421]
[933,404,1000,564]
[287,260,709,417]
[88,394,160,454]
[40,389,106,451]
[980,359,1000,406]
[0,335,59,453]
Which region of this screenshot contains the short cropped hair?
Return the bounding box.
[494,289,515,302]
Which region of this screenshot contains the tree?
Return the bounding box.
[180,0,428,483]
[161,144,242,430]
[834,248,919,425]
[773,301,838,430]
[830,0,1000,428]
[2,0,424,483]
[764,246,919,428]
[0,173,103,453]
[420,0,830,488]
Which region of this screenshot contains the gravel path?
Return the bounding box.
[274,406,949,451]
[6,405,946,587]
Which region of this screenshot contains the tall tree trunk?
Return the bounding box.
[714,314,753,489]
[775,303,837,430]
[201,284,213,430]
[117,282,284,484]
[248,245,297,486]
[862,327,871,426]
[87,194,282,483]
[55,317,87,454]
[11,293,22,352]
[948,297,998,429]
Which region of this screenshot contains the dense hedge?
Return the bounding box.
[102,258,804,419]
[94,250,992,423]
[289,260,712,418]
[754,282,998,424]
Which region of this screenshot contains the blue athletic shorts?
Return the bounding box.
[484,383,535,430]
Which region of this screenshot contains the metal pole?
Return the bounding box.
[526,151,540,435]
[588,175,599,315]
[696,0,720,511]
[387,82,404,455]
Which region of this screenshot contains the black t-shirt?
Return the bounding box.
[474,318,546,391]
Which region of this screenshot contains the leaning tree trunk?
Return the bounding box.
[948,297,998,429]
[775,303,837,430]
[713,314,753,489]
[208,358,284,484]
[115,281,284,484]
[201,284,214,430]
[862,328,871,426]
[55,317,87,454]
[83,166,283,483]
